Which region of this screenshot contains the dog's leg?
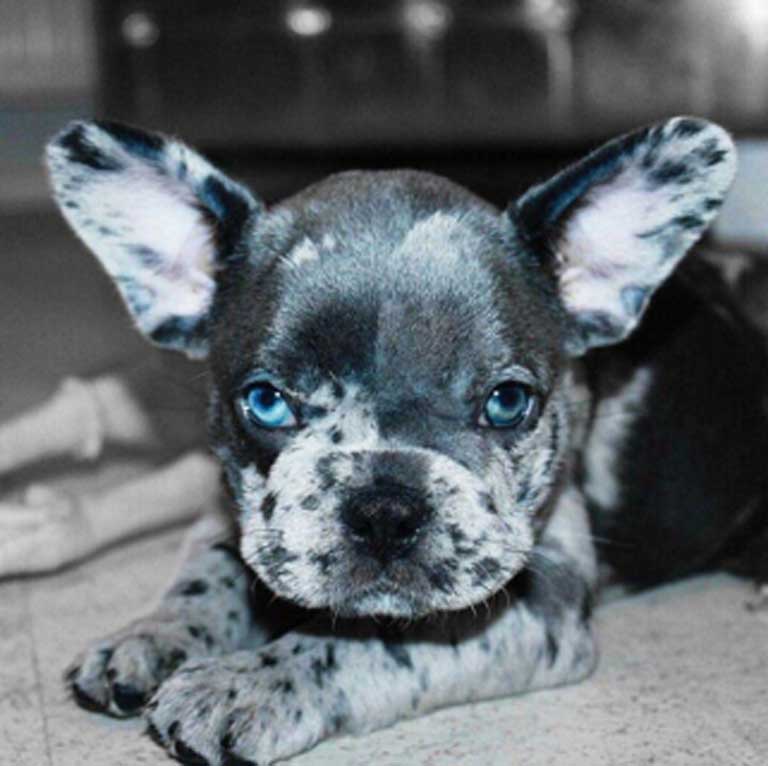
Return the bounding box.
[0,451,220,577]
[145,485,597,766]
[66,509,269,718]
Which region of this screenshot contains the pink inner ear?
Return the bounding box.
[553,121,736,345]
[160,220,217,315]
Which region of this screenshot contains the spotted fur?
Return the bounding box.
[47,117,767,765]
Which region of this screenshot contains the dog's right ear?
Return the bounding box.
[46,121,261,359]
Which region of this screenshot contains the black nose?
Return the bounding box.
[340,485,432,561]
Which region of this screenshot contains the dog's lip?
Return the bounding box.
[330,583,430,618]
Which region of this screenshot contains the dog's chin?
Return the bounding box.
[329,585,434,619]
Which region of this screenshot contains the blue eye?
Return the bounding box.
[240,382,296,429]
[484,383,535,429]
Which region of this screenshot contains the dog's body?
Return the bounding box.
[46,118,768,765]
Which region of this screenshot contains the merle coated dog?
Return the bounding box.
[47,117,768,765]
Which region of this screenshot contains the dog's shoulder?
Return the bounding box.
[581,253,768,587]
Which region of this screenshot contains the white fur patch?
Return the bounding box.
[582,366,653,511]
[284,237,320,269]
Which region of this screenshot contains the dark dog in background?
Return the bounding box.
[44,116,767,765]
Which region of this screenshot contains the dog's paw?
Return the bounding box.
[67,619,198,718]
[145,650,338,765]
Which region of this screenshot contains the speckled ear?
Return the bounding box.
[511,117,737,355]
[46,121,261,359]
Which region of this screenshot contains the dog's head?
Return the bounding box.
[47,118,735,617]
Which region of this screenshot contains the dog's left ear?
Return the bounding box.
[46,120,261,359]
[510,117,737,355]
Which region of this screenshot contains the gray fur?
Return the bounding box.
[49,117,738,764]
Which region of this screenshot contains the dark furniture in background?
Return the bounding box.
[95,0,765,202]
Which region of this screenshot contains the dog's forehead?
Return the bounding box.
[223,170,562,392]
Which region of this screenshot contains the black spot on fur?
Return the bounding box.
[260,492,277,520]
[149,315,208,354]
[221,751,257,766]
[448,524,467,546]
[179,580,209,596]
[329,712,346,733]
[127,244,163,268]
[699,139,728,167]
[329,427,343,444]
[671,118,706,138]
[220,576,236,589]
[301,494,320,510]
[471,556,502,587]
[165,648,188,673]
[309,643,338,687]
[95,120,165,161]
[174,738,210,765]
[227,610,239,622]
[310,551,335,573]
[383,641,413,670]
[187,626,214,648]
[515,471,533,505]
[261,654,278,667]
[316,456,338,491]
[704,197,723,211]
[543,629,560,666]
[426,559,458,592]
[198,175,253,259]
[649,160,693,186]
[58,124,123,172]
[276,678,294,694]
[478,492,498,515]
[672,213,704,231]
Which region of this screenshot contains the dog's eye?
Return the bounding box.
[238,382,297,429]
[483,382,536,429]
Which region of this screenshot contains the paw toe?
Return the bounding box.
[71,680,108,713]
[221,752,258,766]
[173,738,210,765]
[111,681,149,714]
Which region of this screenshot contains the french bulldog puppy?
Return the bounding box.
[47,117,767,765]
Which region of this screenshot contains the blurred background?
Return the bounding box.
[3,0,768,408]
[5,0,768,206]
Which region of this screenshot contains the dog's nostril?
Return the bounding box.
[340,487,431,560]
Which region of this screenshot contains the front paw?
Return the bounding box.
[146,650,339,766]
[67,618,203,717]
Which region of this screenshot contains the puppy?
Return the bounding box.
[46,117,768,765]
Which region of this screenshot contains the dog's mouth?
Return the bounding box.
[326,578,435,619]
[320,550,527,619]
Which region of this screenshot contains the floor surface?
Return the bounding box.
[2,532,766,766]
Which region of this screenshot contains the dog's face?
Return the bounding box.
[47,118,735,617]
